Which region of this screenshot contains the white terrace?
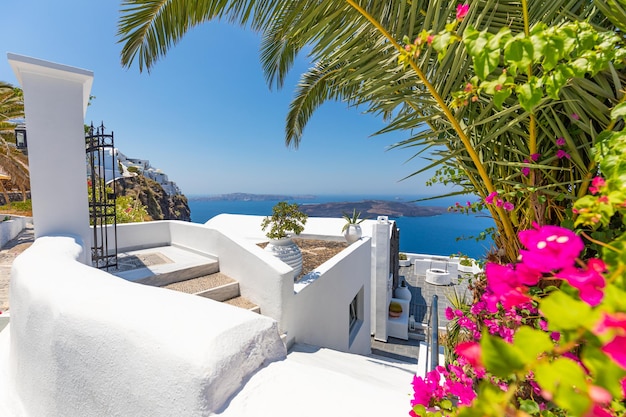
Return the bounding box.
[0,54,453,416]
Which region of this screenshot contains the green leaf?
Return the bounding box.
[513,326,554,363]
[611,102,626,119]
[516,78,543,112]
[481,332,526,378]
[463,27,500,79]
[582,345,626,398]
[412,404,427,417]
[493,88,512,110]
[570,57,590,77]
[544,65,572,99]
[542,35,565,71]
[539,291,594,330]
[519,399,541,414]
[457,382,506,417]
[504,35,534,73]
[535,358,591,415]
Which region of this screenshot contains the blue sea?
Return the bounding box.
[188,195,494,259]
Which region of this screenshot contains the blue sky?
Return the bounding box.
[0,1,448,198]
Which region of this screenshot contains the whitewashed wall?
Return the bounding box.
[0,235,286,417]
[0,216,30,249]
[116,218,374,354]
[8,54,92,264]
[286,238,372,354]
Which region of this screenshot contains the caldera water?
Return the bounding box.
[188,194,494,260]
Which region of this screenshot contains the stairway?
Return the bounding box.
[113,246,260,314]
[162,272,260,313]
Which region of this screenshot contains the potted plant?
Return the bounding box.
[342,208,366,244]
[399,252,411,267]
[261,201,308,277]
[457,255,475,273]
[388,301,403,318]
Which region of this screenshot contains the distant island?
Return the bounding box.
[300,200,447,218]
[190,193,448,218]
[191,193,317,202]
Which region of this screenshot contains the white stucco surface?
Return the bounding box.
[217,343,416,416]
[0,235,286,417]
[8,54,93,264]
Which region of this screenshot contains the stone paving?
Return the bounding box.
[0,222,34,313]
[399,264,472,329]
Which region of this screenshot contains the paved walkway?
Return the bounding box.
[0,222,34,313]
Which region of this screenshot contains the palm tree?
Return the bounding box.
[118,0,624,262]
[0,82,29,206]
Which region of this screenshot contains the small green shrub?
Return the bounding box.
[389,301,403,314]
[261,201,308,240]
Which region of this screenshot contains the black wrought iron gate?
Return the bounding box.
[86,122,118,270]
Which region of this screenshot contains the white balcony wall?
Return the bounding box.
[113,219,373,354]
[286,237,371,355]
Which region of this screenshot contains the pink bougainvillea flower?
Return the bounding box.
[456,3,469,20]
[522,159,530,177]
[514,262,542,286]
[557,259,606,306]
[466,201,471,207]
[531,153,541,161]
[503,201,514,211]
[589,385,612,406]
[445,306,454,320]
[518,224,583,272]
[455,341,483,370]
[585,404,614,417]
[593,312,626,370]
[485,263,532,308]
[589,176,606,195]
[556,137,566,146]
[427,34,434,45]
[556,149,571,159]
[485,191,498,204]
[496,199,504,208]
[411,374,435,408]
[571,113,580,120]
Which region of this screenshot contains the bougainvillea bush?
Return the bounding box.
[405,2,626,416]
[410,105,626,417]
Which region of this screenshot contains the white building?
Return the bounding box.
[0,54,429,417]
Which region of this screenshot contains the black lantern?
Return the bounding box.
[14,124,27,149]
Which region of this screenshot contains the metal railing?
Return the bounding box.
[426,294,440,372]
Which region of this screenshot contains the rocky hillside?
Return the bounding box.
[114,175,191,222]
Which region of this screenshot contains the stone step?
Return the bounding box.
[163,272,235,295]
[113,246,220,287]
[163,272,260,313]
[223,296,261,314]
[136,261,220,287]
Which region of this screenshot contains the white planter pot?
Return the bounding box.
[265,237,303,278]
[425,268,451,286]
[394,285,412,302]
[399,259,411,267]
[343,224,362,244]
[458,263,475,273]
